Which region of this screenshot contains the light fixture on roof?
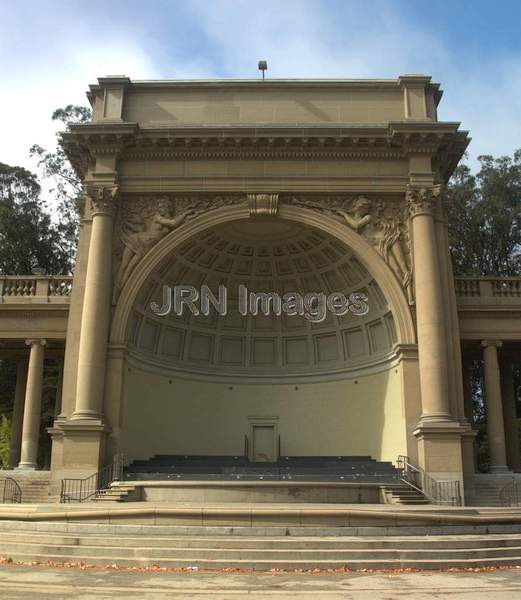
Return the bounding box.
[258,60,267,80]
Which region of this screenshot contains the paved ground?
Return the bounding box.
[1,564,521,599]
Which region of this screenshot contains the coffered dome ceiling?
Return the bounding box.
[127,219,397,380]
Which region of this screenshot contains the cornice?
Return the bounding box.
[61,121,470,181]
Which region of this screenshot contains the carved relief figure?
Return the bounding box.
[334,196,372,232]
[283,195,413,302]
[112,195,248,303]
[374,213,413,303]
[113,198,196,302]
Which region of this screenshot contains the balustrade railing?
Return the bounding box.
[0,475,22,503]
[455,277,521,299]
[0,275,73,301]
[60,454,124,503]
[397,455,461,506]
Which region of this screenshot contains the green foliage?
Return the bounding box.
[29,104,92,268]
[0,162,72,275]
[447,149,521,471]
[0,105,91,467]
[0,415,11,469]
[447,151,521,276]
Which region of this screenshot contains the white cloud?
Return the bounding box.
[1,0,519,185]
[185,0,521,167]
[0,41,161,175]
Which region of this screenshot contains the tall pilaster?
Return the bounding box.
[482,340,509,473]
[408,184,466,488]
[500,355,521,472]
[17,340,46,469]
[72,186,117,421]
[8,358,28,468]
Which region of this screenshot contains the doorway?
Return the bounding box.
[249,417,278,462]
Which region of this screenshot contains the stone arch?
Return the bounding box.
[110,203,415,347]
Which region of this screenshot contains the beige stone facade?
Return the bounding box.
[1,75,520,504]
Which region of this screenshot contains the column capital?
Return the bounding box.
[25,339,47,347]
[86,185,119,217]
[406,184,443,218]
[481,339,503,349]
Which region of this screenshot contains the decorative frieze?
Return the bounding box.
[281,195,413,303]
[113,195,247,302]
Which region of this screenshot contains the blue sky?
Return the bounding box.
[1,0,520,177]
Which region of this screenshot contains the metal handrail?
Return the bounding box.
[0,476,22,503]
[397,455,462,506]
[500,479,521,507]
[60,454,124,503]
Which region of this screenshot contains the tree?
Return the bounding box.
[30,104,91,267]
[0,162,72,275]
[446,151,521,277]
[446,150,521,471]
[0,415,10,468]
[0,105,91,467]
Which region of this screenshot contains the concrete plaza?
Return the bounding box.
[1,563,521,599]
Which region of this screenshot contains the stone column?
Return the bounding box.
[72,186,117,420]
[54,359,64,418]
[8,358,28,468]
[462,355,474,425]
[407,185,451,421]
[17,339,46,469]
[500,356,521,472]
[482,340,509,473]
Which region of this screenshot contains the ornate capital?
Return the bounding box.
[25,339,47,348]
[86,185,119,217]
[481,340,503,349]
[248,193,279,216]
[406,184,442,218]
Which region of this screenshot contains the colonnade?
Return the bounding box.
[463,342,520,473]
[7,342,63,470]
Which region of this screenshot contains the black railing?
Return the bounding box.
[60,454,124,503]
[0,476,22,503]
[397,455,461,506]
[500,479,521,507]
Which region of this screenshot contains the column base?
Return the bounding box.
[413,421,469,502]
[15,463,37,470]
[47,418,111,494]
[70,410,103,420]
[489,465,513,475]
[417,413,454,426]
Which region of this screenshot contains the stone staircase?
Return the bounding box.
[380,483,429,505]
[1,521,521,570]
[92,483,139,503]
[472,475,518,507]
[0,470,51,504]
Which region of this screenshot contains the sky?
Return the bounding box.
[1,0,520,185]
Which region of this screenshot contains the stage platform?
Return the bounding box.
[123,454,401,482]
[114,479,389,504]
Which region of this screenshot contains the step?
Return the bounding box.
[4,531,521,550]
[1,547,521,570]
